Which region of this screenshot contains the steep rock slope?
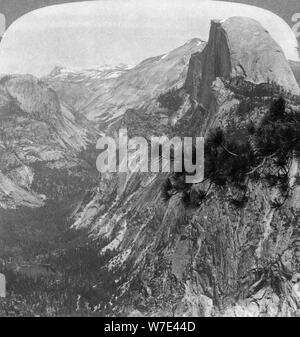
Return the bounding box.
[199,17,299,111]
[72,17,300,317]
[290,61,300,88]
[45,64,131,113]
[0,74,103,307]
[46,39,206,127]
[0,74,95,209]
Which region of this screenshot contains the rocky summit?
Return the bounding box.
[68,17,300,317]
[0,16,299,317]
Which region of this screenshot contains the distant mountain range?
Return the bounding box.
[45,38,206,126]
[0,16,299,317]
[66,17,300,316]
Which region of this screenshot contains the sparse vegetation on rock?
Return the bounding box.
[162,96,300,210]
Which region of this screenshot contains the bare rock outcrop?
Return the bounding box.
[199,17,300,109]
[0,74,93,209]
[71,17,300,317]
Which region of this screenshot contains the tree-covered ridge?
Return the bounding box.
[162,95,300,209]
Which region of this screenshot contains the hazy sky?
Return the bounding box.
[0,0,298,76]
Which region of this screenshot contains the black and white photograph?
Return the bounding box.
[0,0,299,319]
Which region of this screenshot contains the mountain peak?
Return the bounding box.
[220,17,299,94]
[184,37,206,45]
[198,16,300,108]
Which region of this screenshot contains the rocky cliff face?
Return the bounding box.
[0,73,103,312]
[45,39,206,128]
[290,61,300,88]
[0,36,205,315]
[1,16,299,317]
[0,74,95,209]
[71,17,300,317]
[199,17,299,118]
[45,64,131,114]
